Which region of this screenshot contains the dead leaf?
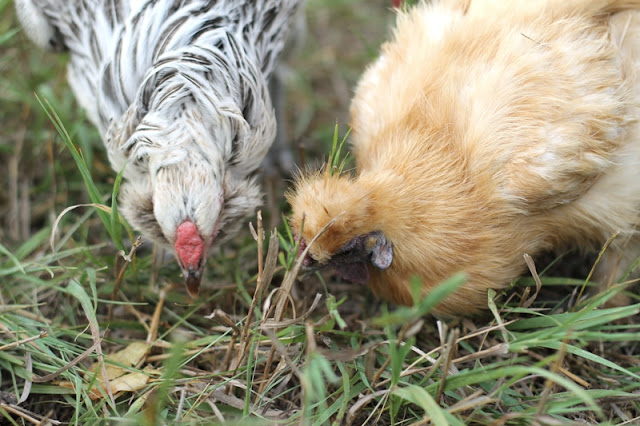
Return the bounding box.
[111,371,151,393]
[86,367,158,400]
[87,341,150,381]
[58,342,154,400]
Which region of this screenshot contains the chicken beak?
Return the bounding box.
[181,260,207,298]
[184,267,202,298]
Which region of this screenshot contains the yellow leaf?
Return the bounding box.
[110,371,150,393]
[108,342,150,366]
[58,343,156,400]
[86,367,158,400]
[87,342,150,381]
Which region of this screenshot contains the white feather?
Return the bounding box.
[17,0,302,255]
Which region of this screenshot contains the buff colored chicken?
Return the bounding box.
[288,0,640,317]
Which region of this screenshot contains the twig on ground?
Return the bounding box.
[436,328,459,405]
[0,331,47,351]
[31,340,101,383]
[108,236,143,322]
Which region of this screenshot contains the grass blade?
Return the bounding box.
[36,95,125,251]
[394,384,451,426]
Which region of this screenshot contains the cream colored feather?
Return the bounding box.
[288,0,640,316]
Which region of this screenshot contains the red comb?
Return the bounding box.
[392,0,403,8]
[175,220,203,268]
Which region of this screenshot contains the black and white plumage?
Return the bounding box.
[16,0,301,295]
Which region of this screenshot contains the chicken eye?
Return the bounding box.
[135,154,149,168]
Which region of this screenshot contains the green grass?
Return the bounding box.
[2,1,640,424]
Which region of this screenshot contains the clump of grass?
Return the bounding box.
[326,123,351,178]
[2,2,640,425]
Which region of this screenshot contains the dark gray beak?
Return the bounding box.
[331,230,393,270]
[183,263,205,298]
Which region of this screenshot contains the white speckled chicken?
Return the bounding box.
[288,0,640,317]
[16,0,301,296]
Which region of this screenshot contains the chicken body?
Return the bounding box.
[288,0,640,317]
[16,0,300,295]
